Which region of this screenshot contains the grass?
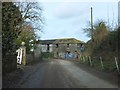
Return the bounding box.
[79,56,119,72]
[41,52,54,58]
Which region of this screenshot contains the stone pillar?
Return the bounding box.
[21,42,26,65]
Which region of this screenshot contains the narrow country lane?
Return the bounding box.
[7,59,118,88]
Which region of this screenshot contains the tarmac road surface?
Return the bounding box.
[5,59,119,88]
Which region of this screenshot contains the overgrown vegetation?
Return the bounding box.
[15,23,36,53]
[41,52,54,59]
[2,2,22,57]
[2,2,44,56]
[82,20,119,72]
[14,2,44,53]
[2,2,44,74]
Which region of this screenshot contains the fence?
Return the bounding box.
[79,56,119,73]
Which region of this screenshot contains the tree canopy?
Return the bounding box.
[2,2,22,56]
[83,20,108,43]
[14,2,44,52]
[15,2,44,39]
[15,23,36,53]
[2,2,44,56]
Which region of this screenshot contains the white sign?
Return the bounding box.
[16,48,23,64]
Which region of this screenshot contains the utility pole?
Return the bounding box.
[91,7,94,41]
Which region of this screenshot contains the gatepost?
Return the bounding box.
[21,42,26,65]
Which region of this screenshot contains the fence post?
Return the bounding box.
[83,56,85,62]
[86,56,88,63]
[100,56,104,70]
[80,56,81,61]
[89,56,92,66]
[81,56,83,61]
[115,57,119,72]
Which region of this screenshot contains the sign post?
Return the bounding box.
[16,42,26,65]
[16,48,23,64]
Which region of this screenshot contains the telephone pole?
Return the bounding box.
[91,7,94,41]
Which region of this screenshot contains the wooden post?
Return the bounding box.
[89,56,92,66]
[115,57,119,72]
[100,56,104,69]
[86,56,88,62]
[80,56,82,61]
[86,56,89,64]
[83,56,85,62]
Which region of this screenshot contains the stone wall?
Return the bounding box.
[34,44,42,61]
[53,44,79,59]
[40,44,53,52]
[26,54,34,64]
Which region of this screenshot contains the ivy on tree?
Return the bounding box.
[2,2,22,56]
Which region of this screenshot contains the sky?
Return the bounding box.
[38,1,118,42]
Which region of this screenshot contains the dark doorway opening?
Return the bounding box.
[47,44,49,52]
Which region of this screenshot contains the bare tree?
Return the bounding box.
[15,2,44,39]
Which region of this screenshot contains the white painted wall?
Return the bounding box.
[40,44,53,52]
[34,44,42,59]
[49,44,53,52]
[41,45,47,52]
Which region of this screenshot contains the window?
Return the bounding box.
[56,44,59,48]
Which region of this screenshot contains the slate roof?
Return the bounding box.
[39,38,84,44]
[53,38,82,44]
[39,39,56,44]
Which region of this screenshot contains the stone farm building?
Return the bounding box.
[37,38,85,59]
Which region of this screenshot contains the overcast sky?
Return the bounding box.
[39,2,118,42]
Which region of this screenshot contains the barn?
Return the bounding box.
[38,38,85,59]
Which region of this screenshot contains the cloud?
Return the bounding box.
[52,3,89,19]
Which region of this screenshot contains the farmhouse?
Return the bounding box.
[38,38,85,59]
